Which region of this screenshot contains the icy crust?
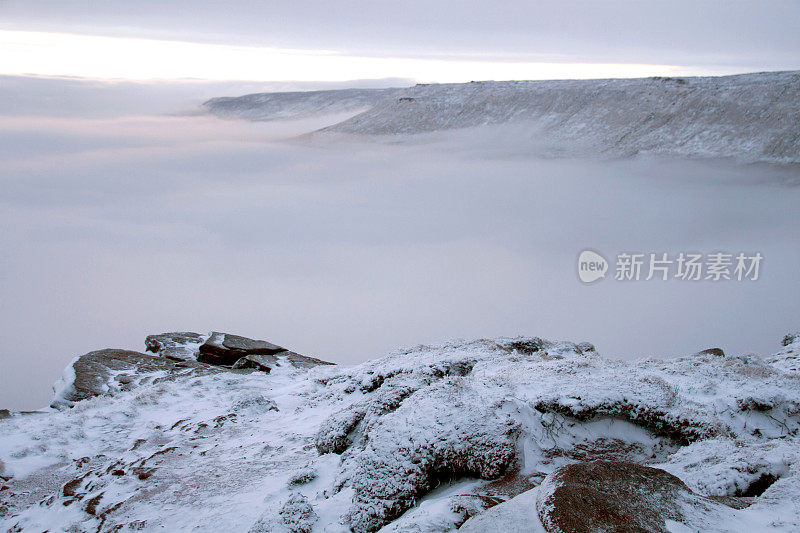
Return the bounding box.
[2,334,800,531]
[320,71,800,164]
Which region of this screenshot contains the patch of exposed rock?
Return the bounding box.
[535,461,740,532]
[198,332,286,366]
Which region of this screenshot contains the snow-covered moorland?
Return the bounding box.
[1,330,799,532]
[212,71,800,164]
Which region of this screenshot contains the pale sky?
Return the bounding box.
[1,1,798,83]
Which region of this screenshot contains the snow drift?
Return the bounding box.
[1,331,800,531]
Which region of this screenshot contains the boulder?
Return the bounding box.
[197,332,285,366]
[144,332,205,360]
[0,409,11,420]
[232,353,278,372]
[694,347,725,357]
[52,349,222,407]
[197,332,336,368]
[536,461,736,532]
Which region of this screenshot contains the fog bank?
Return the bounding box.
[0,80,798,410]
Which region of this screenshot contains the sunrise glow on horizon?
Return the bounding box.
[0,30,753,84]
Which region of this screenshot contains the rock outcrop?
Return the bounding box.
[51,349,222,407]
[2,332,798,531]
[51,332,336,408]
[146,330,335,371]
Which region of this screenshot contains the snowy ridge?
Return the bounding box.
[318,71,800,163]
[203,88,399,121]
[1,333,799,531]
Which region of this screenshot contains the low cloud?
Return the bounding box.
[1,78,798,409]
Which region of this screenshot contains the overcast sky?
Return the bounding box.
[1,1,798,82]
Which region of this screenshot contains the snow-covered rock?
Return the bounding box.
[50,348,223,408]
[145,332,207,361]
[146,330,335,370]
[315,71,800,164]
[1,332,800,531]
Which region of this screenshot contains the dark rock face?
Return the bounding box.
[53,349,222,407]
[197,332,285,366]
[144,332,204,360]
[194,331,336,369]
[231,353,278,372]
[537,461,728,533]
[0,409,10,420]
[284,351,336,369]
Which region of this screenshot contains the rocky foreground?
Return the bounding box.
[1,331,799,532]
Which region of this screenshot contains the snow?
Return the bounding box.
[1,332,800,531]
[459,489,545,532]
[50,354,80,407]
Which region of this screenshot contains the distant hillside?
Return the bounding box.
[318,71,800,163]
[203,88,399,121]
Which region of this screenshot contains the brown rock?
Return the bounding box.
[197,332,285,366]
[537,461,732,533]
[694,348,725,357]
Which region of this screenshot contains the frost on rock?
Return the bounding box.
[145,331,206,361]
[342,379,520,532]
[280,494,318,533]
[50,348,222,407]
[2,333,800,531]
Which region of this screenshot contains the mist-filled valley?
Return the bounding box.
[1,76,798,410]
